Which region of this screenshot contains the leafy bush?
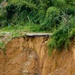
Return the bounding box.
[46,6,60,17]
[40,6,60,31]
[66,5,75,15]
[52,0,66,9]
[6,4,16,20]
[48,17,75,54]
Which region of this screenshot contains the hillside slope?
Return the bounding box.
[0,36,75,75]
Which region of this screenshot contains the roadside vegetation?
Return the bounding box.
[0,0,75,53]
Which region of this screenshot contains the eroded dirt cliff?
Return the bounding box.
[0,36,75,75]
[0,49,5,75]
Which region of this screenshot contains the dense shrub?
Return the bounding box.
[46,6,60,17]
[6,4,16,20]
[48,17,75,54]
[40,6,60,31]
[66,5,75,15]
[51,0,66,9]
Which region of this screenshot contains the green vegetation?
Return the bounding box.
[0,0,75,53]
[0,42,5,49]
[48,17,75,54]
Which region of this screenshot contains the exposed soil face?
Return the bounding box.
[0,36,75,75]
[0,49,5,75]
